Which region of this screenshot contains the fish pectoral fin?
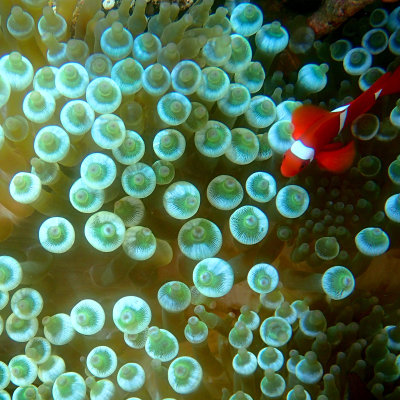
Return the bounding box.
[315,141,356,173]
[292,105,330,140]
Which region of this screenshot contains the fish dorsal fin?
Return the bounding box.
[315,141,356,173]
[291,105,330,140]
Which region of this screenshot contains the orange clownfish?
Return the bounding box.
[281,64,400,177]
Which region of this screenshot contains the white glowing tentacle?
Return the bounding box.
[291,140,315,161]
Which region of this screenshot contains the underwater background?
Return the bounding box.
[0,0,400,398]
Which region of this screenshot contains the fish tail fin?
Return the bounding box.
[345,66,400,120]
[380,64,400,96]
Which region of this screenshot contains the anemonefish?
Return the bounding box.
[281,64,400,177]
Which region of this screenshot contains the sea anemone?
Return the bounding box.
[1,0,400,398]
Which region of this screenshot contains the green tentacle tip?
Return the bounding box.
[232,348,258,376]
[231,3,263,37]
[70,299,105,335]
[69,178,105,214]
[246,172,276,203]
[23,90,55,123]
[259,316,292,347]
[0,361,10,390]
[37,354,66,384]
[355,227,390,256]
[142,63,171,96]
[88,378,116,400]
[91,113,126,150]
[229,321,253,349]
[5,313,38,342]
[42,313,75,345]
[132,32,161,66]
[157,92,192,126]
[9,172,42,204]
[39,217,75,254]
[153,160,175,185]
[255,21,289,55]
[52,372,86,400]
[145,326,179,362]
[153,129,186,161]
[8,355,37,387]
[0,256,22,291]
[299,310,327,338]
[86,77,122,114]
[124,327,148,349]
[260,369,286,398]
[113,296,151,334]
[55,62,89,99]
[225,34,252,73]
[34,125,70,163]
[80,153,117,190]
[268,120,295,154]
[229,391,253,400]
[295,351,323,384]
[0,52,33,91]
[113,130,145,165]
[11,288,43,320]
[85,211,125,252]
[184,316,208,344]
[101,21,133,61]
[194,120,232,158]
[225,128,259,165]
[163,181,201,219]
[86,346,117,378]
[322,266,355,300]
[229,205,268,245]
[239,306,260,330]
[245,95,276,129]
[197,66,229,101]
[168,356,203,394]
[85,53,112,80]
[158,281,191,313]
[178,218,222,260]
[193,257,234,298]
[24,337,51,365]
[247,263,279,294]
[111,58,143,96]
[33,66,60,99]
[257,347,284,371]
[114,196,145,227]
[60,100,95,137]
[123,226,156,260]
[276,185,309,218]
[0,74,10,108]
[207,175,243,210]
[121,162,156,198]
[171,60,202,95]
[117,362,145,393]
[314,236,340,260]
[385,193,400,223]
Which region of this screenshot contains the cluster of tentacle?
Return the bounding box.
[0,0,400,399]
